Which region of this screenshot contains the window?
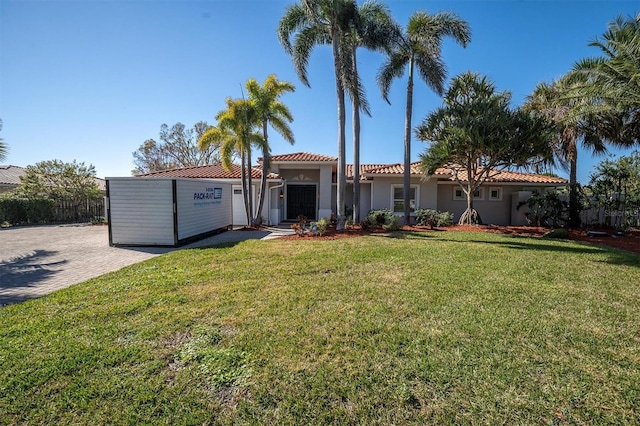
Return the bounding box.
[489,187,502,201]
[453,188,465,200]
[453,187,484,200]
[392,185,417,213]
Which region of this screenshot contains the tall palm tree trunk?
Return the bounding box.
[568,141,580,227]
[247,147,254,225]
[352,46,361,224]
[255,121,269,225]
[240,152,250,225]
[403,57,415,225]
[333,27,347,231]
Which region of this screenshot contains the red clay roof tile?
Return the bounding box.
[270,152,337,162]
[137,163,279,180]
[134,153,567,185]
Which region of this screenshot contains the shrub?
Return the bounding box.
[518,191,572,227]
[367,209,394,226]
[310,218,329,236]
[383,215,402,231]
[360,218,372,231]
[415,209,454,228]
[0,195,55,225]
[543,228,569,239]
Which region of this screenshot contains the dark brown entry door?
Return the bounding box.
[287,185,316,220]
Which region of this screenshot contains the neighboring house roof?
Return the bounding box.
[0,165,107,192]
[0,165,26,186]
[269,152,338,163]
[94,178,107,192]
[137,163,280,180]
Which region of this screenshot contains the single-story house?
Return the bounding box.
[137,152,568,226]
[0,165,26,194]
[0,165,107,195]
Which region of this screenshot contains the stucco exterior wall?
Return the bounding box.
[436,183,554,225]
[370,177,438,214]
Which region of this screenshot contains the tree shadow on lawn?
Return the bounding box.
[385,232,639,268]
[0,250,67,306]
[118,230,272,255]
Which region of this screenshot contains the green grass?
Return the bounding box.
[1,231,639,424]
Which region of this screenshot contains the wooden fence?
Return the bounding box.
[53,197,106,223]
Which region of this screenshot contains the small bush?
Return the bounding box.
[383,215,402,231]
[543,228,569,239]
[360,218,372,231]
[416,209,454,228]
[367,209,394,226]
[310,218,329,236]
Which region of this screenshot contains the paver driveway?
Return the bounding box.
[0,224,285,307]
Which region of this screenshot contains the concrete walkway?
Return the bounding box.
[0,224,293,307]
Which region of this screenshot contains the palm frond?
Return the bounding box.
[377,50,407,103]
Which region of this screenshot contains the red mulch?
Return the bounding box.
[278,224,640,254]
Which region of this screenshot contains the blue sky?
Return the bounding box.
[1,0,638,184]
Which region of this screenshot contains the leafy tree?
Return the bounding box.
[587,151,640,227]
[246,75,295,225]
[278,0,360,230]
[0,118,7,162]
[378,10,471,225]
[199,98,265,225]
[417,72,552,225]
[132,122,220,175]
[15,160,101,222]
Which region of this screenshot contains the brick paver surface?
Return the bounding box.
[0,225,284,307]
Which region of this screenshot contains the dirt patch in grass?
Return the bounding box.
[277,224,640,254]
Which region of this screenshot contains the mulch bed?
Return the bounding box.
[278,224,640,254]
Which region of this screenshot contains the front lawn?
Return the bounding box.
[1,231,638,424]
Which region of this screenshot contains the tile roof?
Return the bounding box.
[269,152,337,162]
[357,161,566,184]
[361,162,423,176]
[433,166,568,184]
[345,164,389,179]
[136,163,280,180]
[131,154,566,185]
[0,165,25,186]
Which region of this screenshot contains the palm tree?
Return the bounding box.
[378,11,470,225]
[246,74,296,225]
[0,118,7,162]
[572,14,640,146]
[525,77,607,227]
[199,98,264,225]
[346,0,397,223]
[278,0,359,230]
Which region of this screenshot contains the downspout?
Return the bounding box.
[268,179,286,225]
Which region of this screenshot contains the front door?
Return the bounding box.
[287,185,316,220]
